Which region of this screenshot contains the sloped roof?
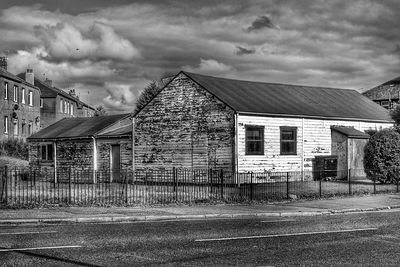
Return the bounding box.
[181,71,391,122]
[0,68,40,89]
[97,124,132,137]
[362,76,400,101]
[28,114,130,140]
[17,73,95,110]
[331,126,370,139]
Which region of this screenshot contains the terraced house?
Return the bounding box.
[134,71,393,180]
[0,58,41,141]
[18,70,96,129]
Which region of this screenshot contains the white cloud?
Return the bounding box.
[183,58,234,76]
[35,22,139,62]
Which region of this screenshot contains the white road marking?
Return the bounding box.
[0,231,57,236]
[260,219,296,223]
[195,227,378,242]
[0,245,82,252]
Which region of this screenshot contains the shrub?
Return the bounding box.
[0,139,29,160]
[364,128,400,183]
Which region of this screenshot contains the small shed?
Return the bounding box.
[331,126,371,179]
[27,114,132,182]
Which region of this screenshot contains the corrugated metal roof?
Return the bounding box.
[183,71,392,122]
[331,126,370,139]
[28,114,130,140]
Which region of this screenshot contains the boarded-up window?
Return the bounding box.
[41,144,53,161]
[245,126,264,155]
[280,127,297,155]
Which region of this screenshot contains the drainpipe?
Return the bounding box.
[301,118,305,181]
[132,116,135,181]
[54,141,57,183]
[92,136,97,183]
[234,113,239,184]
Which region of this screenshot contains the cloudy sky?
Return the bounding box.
[1,0,399,114]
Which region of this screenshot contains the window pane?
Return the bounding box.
[41,146,47,160]
[282,130,295,140]
[245,126,264,155]
[281,142,295,154]
[47,144,53,160]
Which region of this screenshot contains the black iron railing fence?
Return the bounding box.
[0,166,399,207]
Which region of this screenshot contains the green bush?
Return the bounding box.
[0,139,29,160]
[364,128,400,183]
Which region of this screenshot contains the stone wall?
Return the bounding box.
[134,73,235,171]
[97,138,132,172]
[0,76,41,141]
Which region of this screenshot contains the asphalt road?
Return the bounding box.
[1,210,400,266]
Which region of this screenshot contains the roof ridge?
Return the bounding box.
[182,71,355,92]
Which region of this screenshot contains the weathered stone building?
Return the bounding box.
[134,71,393,178]
[363,76,400,110]
[28,114,132,182]
[0,62,41,141]
[18,70,96,129]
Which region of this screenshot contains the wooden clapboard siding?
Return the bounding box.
[135,73,235,171]
[237,115,392,173]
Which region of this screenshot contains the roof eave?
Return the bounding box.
[237,111,393,124]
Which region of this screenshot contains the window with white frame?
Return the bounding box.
[4,116,8,134]
[21,88,25,104]
[4,82,8,100]
[60,98,63,113]
[71,104,74,116]
[13,85,18,102]
[64,100,67,113]
[13,119,18,136]
[28,90,33,106]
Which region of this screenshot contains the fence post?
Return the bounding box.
[373,177,376,194]
[319,176,322,198]
[286,172,289,200]
[397,178,399,193]
[348,169,351,195]
[220,169,224,200]
[125,171,128,204]
[249,172,253,201]
[68,167,72,204]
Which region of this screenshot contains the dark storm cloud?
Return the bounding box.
[247,15,278,32]
[235,46,256,56]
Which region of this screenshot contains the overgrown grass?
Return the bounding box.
[0,156,29,168]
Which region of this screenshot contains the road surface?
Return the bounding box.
[1,210,400,266]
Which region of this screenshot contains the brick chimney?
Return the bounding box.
[44,78,52,87]
[0,57,7,70]
[25,68,34,85]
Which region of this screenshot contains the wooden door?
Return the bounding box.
[111,144,121,182]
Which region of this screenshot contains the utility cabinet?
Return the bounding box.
[314,155,338,180]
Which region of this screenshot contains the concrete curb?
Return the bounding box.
[0,205,399,225]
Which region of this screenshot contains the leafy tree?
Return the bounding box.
[94,105,107,116]
[390,104,400,125]
[134,81,161,114]
[364,128,400,183]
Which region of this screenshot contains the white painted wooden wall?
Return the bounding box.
[237,115,392,173]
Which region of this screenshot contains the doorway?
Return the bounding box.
[111,144,121,182]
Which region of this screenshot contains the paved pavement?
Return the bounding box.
[1,194,400,225]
